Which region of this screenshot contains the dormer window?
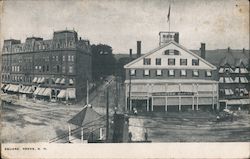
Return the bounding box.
[192,59,199,66]
[143,58,151,65]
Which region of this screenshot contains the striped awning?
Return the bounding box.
[67,88,76,99]
[57,89,66,98]
[8,84,19,92]
[1,84,6,90]
[4,84,11,91]
[43,88,51,96]
[60,78,65,84]
[19,86,27,93]
[33,87,41,95]
[37,88,46,96]
[38,77,45,84]
[32,77,38,83]
[55,78,61,84]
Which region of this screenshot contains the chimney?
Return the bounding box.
[174,33,179,43]
[137,41,141,58]
[228,47,230,53]
[129,49,132,59]
[243,48,245,53]
[200,43,206,59]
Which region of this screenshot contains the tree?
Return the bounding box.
[91,44,116,80]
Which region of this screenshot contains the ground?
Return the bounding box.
[1,76,250,142]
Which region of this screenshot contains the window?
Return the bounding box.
[156,70,162,76]
[144,70,150,76]
[180,59,187,65]
[130,69,136,76]
[169,69,175,76]
[164,49,179,55]
[193,70,199,77]
[181,70,186,76]
[192,59,199,66]
[143,58,151,65]
[62,66,66,73]
[206,70,212,77]
[156,58,161,65]
[168,58,175,65]
[39,66,42,70]
[62,56,65,61]
[56,56,59,61]
[69,66,73,73]
[46,65,49,72]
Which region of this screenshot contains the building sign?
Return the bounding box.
[130,96,148,100]
[152,92,194,96]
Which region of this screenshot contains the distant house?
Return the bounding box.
[193,47,250,109]
[124,32,219,112]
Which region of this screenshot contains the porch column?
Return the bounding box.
[192,96,195,110]
[151,97,154,111]
[81,127,84,142]
[165,97,168,112]
[212,84,215,110]
[178,96,181,111]
[196,96,199,110]
[125,85,128,111]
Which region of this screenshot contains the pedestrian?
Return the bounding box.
[128,132,132,142]
[144,132,148,141]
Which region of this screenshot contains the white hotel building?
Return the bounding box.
[124,32,219,112]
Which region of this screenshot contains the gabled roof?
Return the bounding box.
[124,41,216,69]
[68,105,104,127]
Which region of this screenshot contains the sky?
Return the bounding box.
[1,0,249,54]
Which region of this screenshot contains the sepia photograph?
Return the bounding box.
[0,0,249,158]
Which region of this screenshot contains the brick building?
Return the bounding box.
[1,30,92,102]
[124,32,219,112]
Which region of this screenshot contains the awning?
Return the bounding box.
[193,70,199,76]
[55,78,61,84]
[69,79,74,85]
[181,70,186,76]
[240,77,248,83]
[225,89,233,95]
[37,88,46,96]
[4,84,11,91]
[60,78,65,84]
[240,68,248,73]
[19,86,26,93]
[1,84,6,89]
[219,77,224,83]
[234,77,239,83]
[33,87,41,95]
[219,68,224,73]
[25,86,33,94]
[9,84,19,92]
[67,88,76,99]
[57,89,66,98]
[43,88,51,96]
[224,77,233,83]
[38,77,45,84]
[243,88,248,94]
[234,68,239,73]
[206,70,212,76]
[32,77,38,83]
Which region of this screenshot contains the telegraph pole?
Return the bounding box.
[106,86,109,142]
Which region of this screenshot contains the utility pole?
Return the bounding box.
[106,86,109,142]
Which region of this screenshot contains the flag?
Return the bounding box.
[167,4,171,22]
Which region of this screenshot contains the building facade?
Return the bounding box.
[1,30,92,102]
[218,50,249,109]
[124,32,219,112]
